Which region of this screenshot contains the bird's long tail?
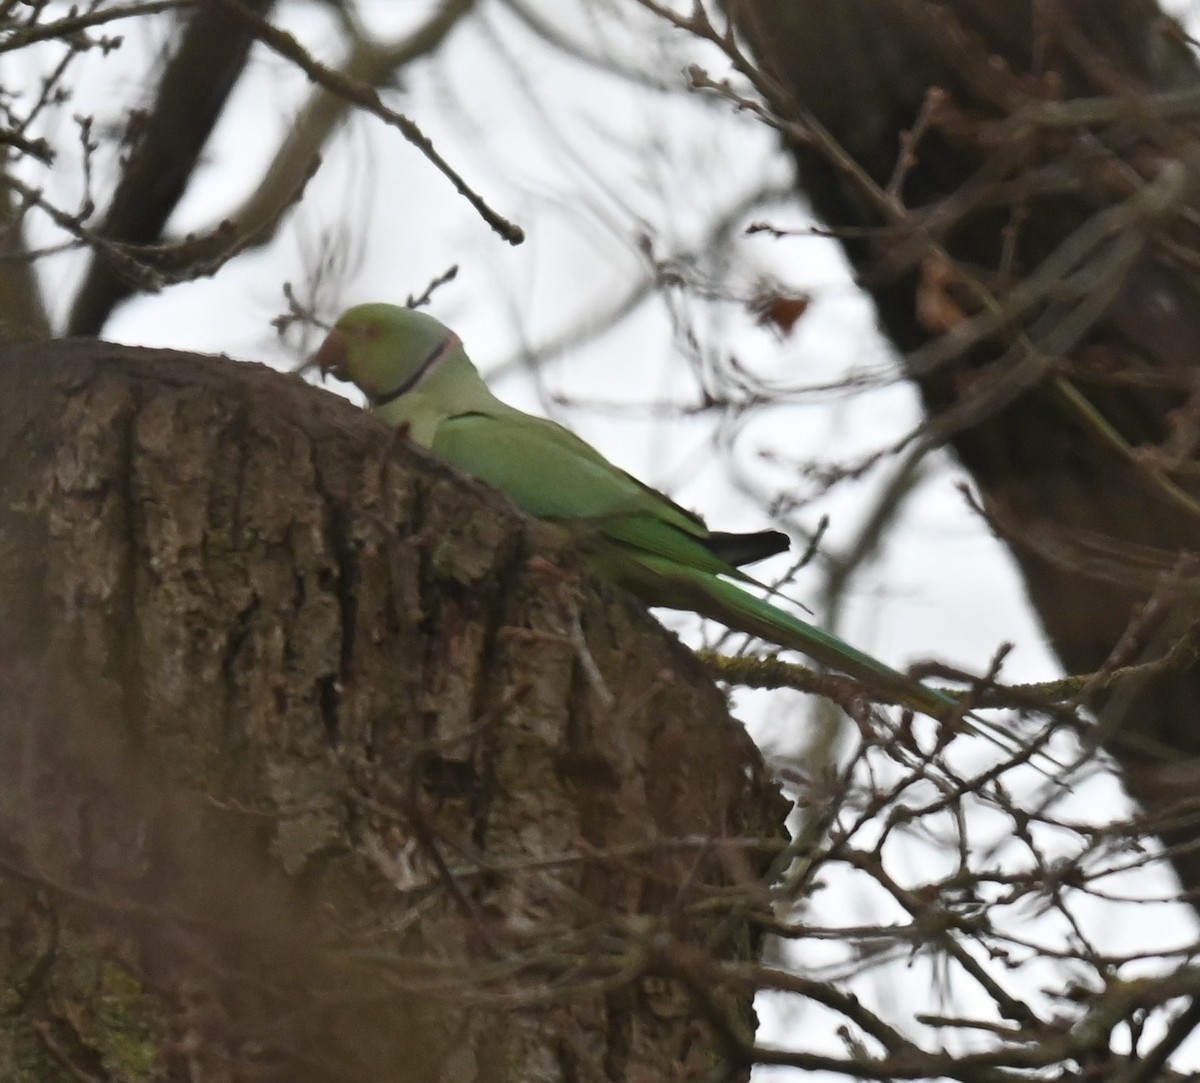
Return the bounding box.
[631,554,957,719]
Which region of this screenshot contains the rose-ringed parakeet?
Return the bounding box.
[315,302,959,719]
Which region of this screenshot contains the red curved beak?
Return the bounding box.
[313,327,348,380]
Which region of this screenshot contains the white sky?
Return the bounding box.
[16,0,1200,1076]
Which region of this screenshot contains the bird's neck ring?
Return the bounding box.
[370,333,460,408]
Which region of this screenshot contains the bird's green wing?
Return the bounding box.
[430,408,955,718]
[431,408,756,580]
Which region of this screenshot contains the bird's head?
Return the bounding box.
[315,303,460,405]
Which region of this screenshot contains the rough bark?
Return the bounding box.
[0,340,785,1082]
[730,0,1200,898]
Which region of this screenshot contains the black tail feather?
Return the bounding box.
[706,529,790,567]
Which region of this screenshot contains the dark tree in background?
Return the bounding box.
[727,0,1200,892]
[6,0,1200,1079]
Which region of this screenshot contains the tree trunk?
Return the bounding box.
[0,341,785,1082]
[731,0,1200,897]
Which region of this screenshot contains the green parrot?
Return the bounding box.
[314,302,959,719]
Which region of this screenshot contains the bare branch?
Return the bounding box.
[215,0,524,246]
